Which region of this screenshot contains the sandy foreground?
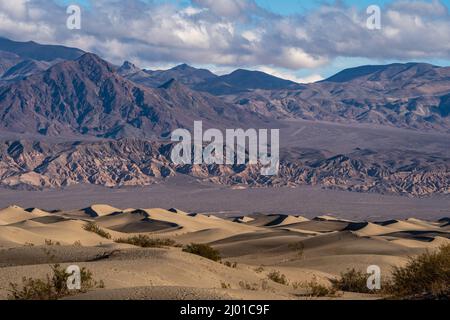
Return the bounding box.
[0,204,448,300]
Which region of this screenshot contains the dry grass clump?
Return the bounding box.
[115,235,177,248]
[8,264,104,300]
[83,222,111,239]
[182,243,221,262]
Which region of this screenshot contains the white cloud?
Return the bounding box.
[277,47,328,69]
[0,0,28,19]
[1,0,450,73]
[255,66,323,83]
[191,0,256,18]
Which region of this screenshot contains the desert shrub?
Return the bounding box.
[73,240,82,247]
[254,266,265,273]
[288,241,305,259]
[115,235,177,248]
[331,268,373,293]
[44,239,61,246]
[267,270,289,286]
[260,280,270,291]
[305,279,337,297]
[40,247,56,262]
[384,244,450,299]
[83,222,111,239]
[239,281,258,291]
[293,277,337,297]
[182,243,221,262]
[8,264,104,300]
[292,281,301,290]
[220,282,231,289]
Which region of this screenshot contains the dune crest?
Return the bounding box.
[83,204,122,217]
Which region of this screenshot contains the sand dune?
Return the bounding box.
[25,208,50,217]
[313,215,353,222]
[391,236,450,248]
[344,222,396,236]
[0,205,448,300]
[242,214,310,228]
[95,210,181,233]
[281,220,349,233]
[438,217,450,228]
[0,205,49,225]
[233,216,255,223]
[0,225,47,247]
[376,219,441,231]
[144,209,261,241]
[83,204,122,217]
[6,219,115,246]
[267,215,310,227]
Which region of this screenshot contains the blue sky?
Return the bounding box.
[256,0,393,14]
[6,0,450,82]
[59,0,427,12]
[60,0,447,14]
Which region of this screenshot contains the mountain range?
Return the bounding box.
[0,52,266,138]
[0,139,448,196]
[2,37,449,136]
[0,38,448,195]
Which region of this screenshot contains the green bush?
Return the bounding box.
[182,243,221,262]
[83,222,111,239]
[8,264,104,300]
[115,235,177,248]
[384,244,450,299]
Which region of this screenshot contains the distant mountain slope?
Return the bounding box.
[0,53,262,138]
[119,62,217,88]
[148,63,218,86]
[119,62,300,95]
[0,37,84,61]
[324,65,391,83]
[194,69,301,95]
[322,63,450,94]
[1,59,50,81]
[1,37,450,135]
[238,63,450,132]
[0,51,21,76]
[0,38,85,84]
